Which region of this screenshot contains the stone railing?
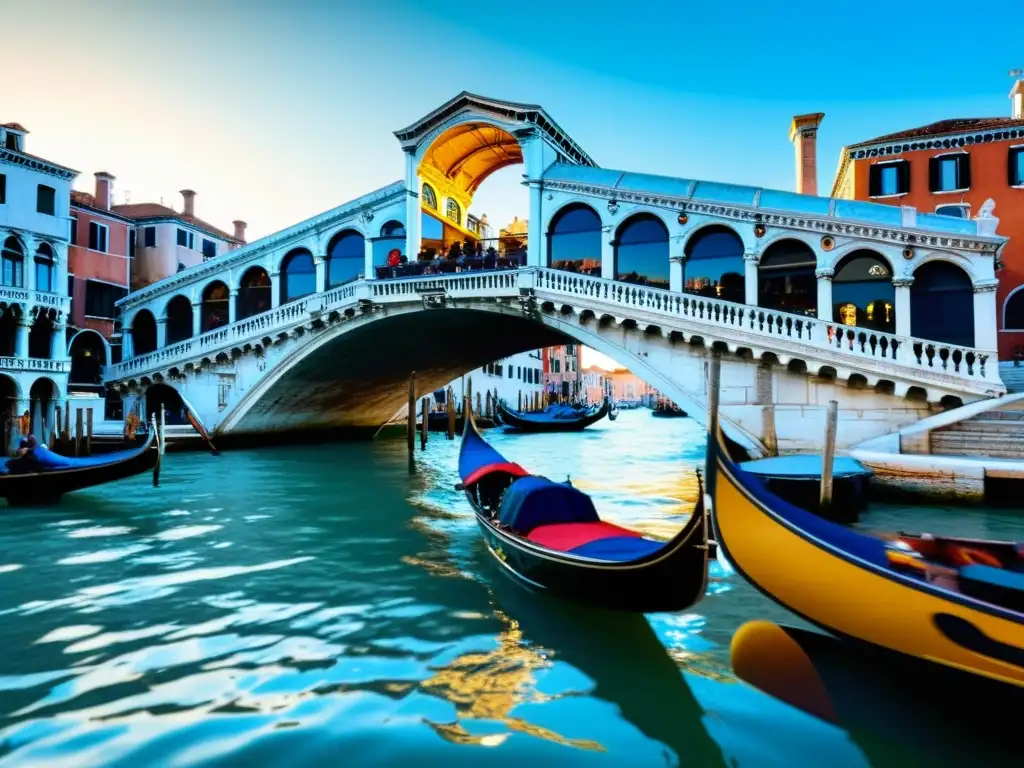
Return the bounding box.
[532,269,1001,390]
[370,269,521,301]
[0,357,70,374]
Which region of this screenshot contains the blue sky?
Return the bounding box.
[8,0,1023,240]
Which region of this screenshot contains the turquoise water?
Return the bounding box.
[0,410,1020,766]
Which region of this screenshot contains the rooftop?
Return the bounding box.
[111,202,242,243]
[848,117,1024,148]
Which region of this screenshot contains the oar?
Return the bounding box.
[152,415,162,488]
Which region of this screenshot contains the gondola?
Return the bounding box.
[703,360,1024,687]
[651,405,687,418]
[458,391,710,612]
[495,397,611,433]
[0,422,161,506]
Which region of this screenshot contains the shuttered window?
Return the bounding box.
[868,161,909,197]
[929,153,971,192]
[1009,147,1024,187]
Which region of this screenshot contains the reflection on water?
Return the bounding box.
[0,410,1018,766]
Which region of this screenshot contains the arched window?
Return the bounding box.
[446,198,461,224]
[2,236,24,288]
[201,280,230,333]
[132,310,157,355]
[237,267,272,320]
[69,330,108,392]
[548,204,602,275]
[34,243,55,293]
[614,214,669,288]
[165,295,193,344]
[375,221,405,266]
[910,261,974,346]
[1006,289,1024,331]
[422,184,437,210]
[28,313,54,359]
[326,230,365,287]
[684,226,745,304]
[280,248,316,303]
[832,250,895,333]
[758,239,817,316]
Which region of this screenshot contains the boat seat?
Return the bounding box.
[527,521,639,551]
[498,476,599,534]
[569,536,664,562]
[959,564,1024,612]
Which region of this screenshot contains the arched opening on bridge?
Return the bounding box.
[165,295,193,344]
[548,203,602,275]
[1005,288,1024,332]
[758,238,817,316]
[0,374,18,454]
[0,307,17,356]
[374,220,405,272]
[326,230,365,287]
[832,250,895,334]
[280,249,316,304]
[28,377,58,444]
[2,236,24,288]
[144,383,187,426]
[237,266,272,320]
[910,261,974,346]
[68,330,107,394]
[28,312,54,359]
[683,225,745,304]
[133,310,158,355]
[34,243,55,292]
[614,214,669,288]
[201,281,230,333]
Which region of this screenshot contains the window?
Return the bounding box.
[422,183,437,210]
[88,221,108,252]
[202,238,216,260]
[0,173,5,204]
[929,153,970,193]
[68,275,75,319]
[177,228,194,249]
[4,133,17,150]
[868,160,909,197]
[446,198,461,224]
[2,236,24,287]
[1009,147,1024,187]
[37,184,55,215]
[935,204,970,219]
[69,214,78,245]
[84,279,128,319]
[144,226,156,247]
[35,244,55,292]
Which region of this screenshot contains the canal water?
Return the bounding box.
[0,410,1020,767]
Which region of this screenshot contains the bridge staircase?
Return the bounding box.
[925,399,1024,460]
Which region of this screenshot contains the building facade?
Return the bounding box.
[829,79,1024,362]
[544,344,581,402]
[0,122,75,448]
[454,350,544,412]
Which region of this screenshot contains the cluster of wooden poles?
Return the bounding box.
[11,405,98,457]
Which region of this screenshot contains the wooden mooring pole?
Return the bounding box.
[407,372,416,472]
[517,391,522,411]
[85,409,93,456]
[446,387,455,440]
[820,400,839,512]
[476,391,482,417]
[485,390,492,420]
[74,409,83,456]
[707,355,721,438]
[420,397,429,450]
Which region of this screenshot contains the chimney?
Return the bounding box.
[1011,79,1024,120]
[94,172,114,210]
[180,189,196,216]
[232,220,247,242]
[789,113,825,196]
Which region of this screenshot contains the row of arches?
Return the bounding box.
[2,236,56,291]
[545,203,976,347]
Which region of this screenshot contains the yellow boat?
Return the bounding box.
[703,362,1024,688]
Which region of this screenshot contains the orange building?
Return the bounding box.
[830,78,1024,361]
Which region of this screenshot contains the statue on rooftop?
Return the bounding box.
[974,198,999,236]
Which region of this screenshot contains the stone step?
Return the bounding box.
[937,419,1024,434]
[930,432,1024,459]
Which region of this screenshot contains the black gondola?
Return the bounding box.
[495,397,611,433]
[0,424,161,506]
[457,398,710,612]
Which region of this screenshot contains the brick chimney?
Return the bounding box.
[1011,79,1024,120]
[232,220,247,242]
[789,113,825,196]
[180,189,196,216]
[94,172,114,210]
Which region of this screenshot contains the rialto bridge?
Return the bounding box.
[105,93,1006,454]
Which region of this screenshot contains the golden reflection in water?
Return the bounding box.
[419,611,605,752]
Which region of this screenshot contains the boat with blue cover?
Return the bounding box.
[458,393,709,612]
[704,358,1024,687]
[0,423,161,506]
[738,454,872,524]
[495,397,611,433]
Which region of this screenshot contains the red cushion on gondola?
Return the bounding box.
[527,521,641,551]
[463,461,529,487]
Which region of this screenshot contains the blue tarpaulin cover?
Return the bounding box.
[498,476,599,534]
[0,444,145,474]
[569,536,664,561]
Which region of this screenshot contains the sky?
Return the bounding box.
[7,0,1023,370]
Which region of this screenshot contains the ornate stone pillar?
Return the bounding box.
[122,328,134,359]
[743,250,759,306]
[22,236,35,291]
[815,268,834,322]
[364,237,375,280]
[669,255,684,293]
[892,277,913,337]
[192,305,202,338]
[156,317,168,348]
[313,255,326,293]
[270,272,281,309]
[601,227,614,280]
[972,281,1000,351]
[14,316,30,358]
[527,182,543,268]
[403,149,422,262]
[50,321,66,360]
[229,289,239,324]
